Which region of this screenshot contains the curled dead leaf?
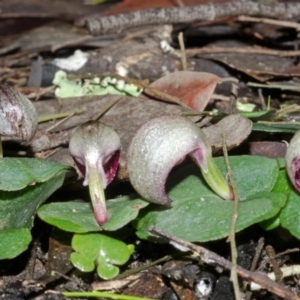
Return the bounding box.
[146,71,220,111]
[202,114,253,152]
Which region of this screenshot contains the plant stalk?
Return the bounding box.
[0,135,3,158]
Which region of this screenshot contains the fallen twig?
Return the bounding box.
[184,47,300,57]
[148,226,300,300]
[86,1,300,36]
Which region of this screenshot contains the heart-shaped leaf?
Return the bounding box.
[0,171,67,229]
[135,156,285,242]
[38,196,149,233]
[0,157,71,191]
[0,228,31,259]
[71,233,133,279]
[146,71,220,111]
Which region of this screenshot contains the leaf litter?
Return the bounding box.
[2,1,300,299]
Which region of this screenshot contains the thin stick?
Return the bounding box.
[184,47,300,57]
[38,111,83,123]
[91,96,122,121]
[251,238,265,272]
[148,227,300,300]
[265,245,283,283]
[86,1,300,35]
[46,112,78,132]
[0,136,3,158]
[245,237,265,300]
[178,32,187,71]
[258,88,266,110]
[275,248,300,258]
[115,255,172,280]
[250,265,300,291]
[174,0,185,7]
[238,15,300,31]
[223,134,240,299]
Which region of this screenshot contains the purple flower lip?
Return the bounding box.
[69,120,121,225]
[286,130,300,192]
[127,115,233,205]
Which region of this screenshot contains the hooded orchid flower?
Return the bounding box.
[0,84,38,157]
[127,115,233,205]
[286,130,300,192]
[69,120,121,225]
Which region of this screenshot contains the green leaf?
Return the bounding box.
[252,122,300,133]
[136,192,286,242]
[38,196,149,233]
[259,215,281,231]
[169,156,279,201]
[71,233,133,279]
[272,169,291,195]
[0,157,71,191]
[0,228,31,259]
[0,171,67,229]
[276,157,286,169]
[239,110,276,121]
[280,189,300,239]
[135,156,285,242]
[260,169,292,231]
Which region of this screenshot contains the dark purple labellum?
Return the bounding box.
[69,120,121,225]
[104,150,120,185]
[292,157,300,190]
[286,130,300,193]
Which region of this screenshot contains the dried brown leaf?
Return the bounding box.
[146,71,220,111]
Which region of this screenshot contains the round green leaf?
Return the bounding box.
[136,192,286,242]
[71,233,132,279]
[0,157,71,191]
[0,171,67,229]
[135,156,284,242]
[215,155,279,200]
[38,197,149,233]
[260,215,281,231]
[0,228,31,259]
[280,189,300,239]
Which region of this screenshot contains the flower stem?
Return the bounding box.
[63,291,155,300]
[0,135,3,158]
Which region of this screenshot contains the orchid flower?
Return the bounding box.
[69,120,121,225]
[286,130,300,192]
[0,84,38,156]
[127,115,233,205]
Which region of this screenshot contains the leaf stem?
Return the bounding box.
[38,110,83,123]
[115,255,172,280]
[63,291,156,300]
[222,133,240,300]
[0,135,2,158]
